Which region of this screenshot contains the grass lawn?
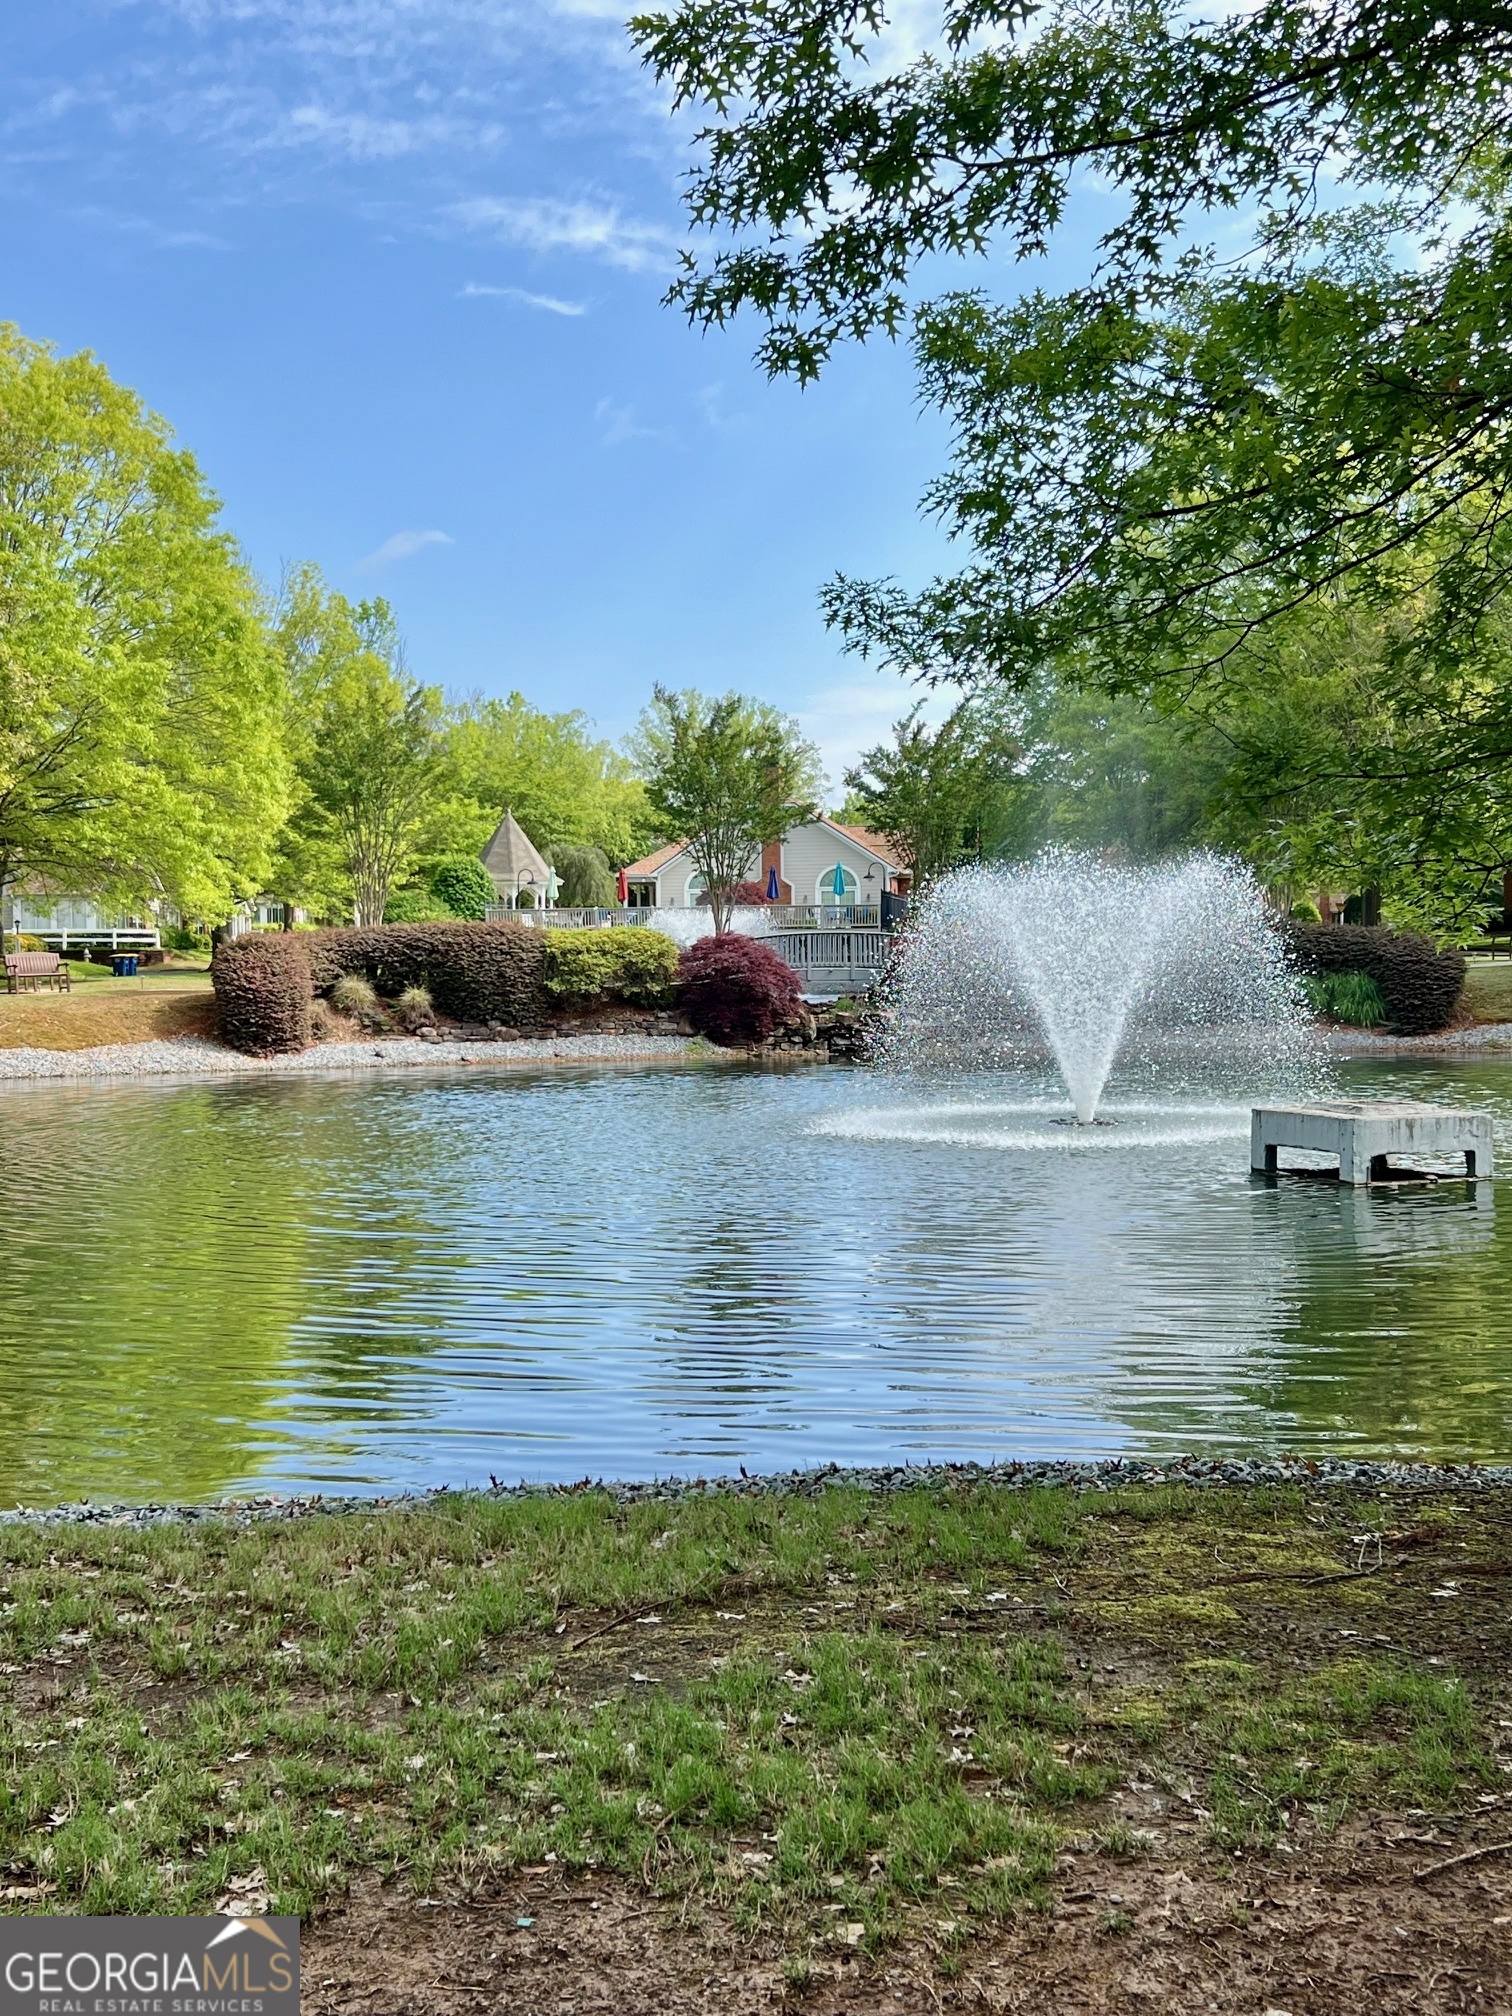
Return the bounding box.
[2,1482,1509,2010]
[0,964,214,1049]
[1463,956,1512,1023]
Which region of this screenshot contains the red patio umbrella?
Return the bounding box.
[616,867,630,905]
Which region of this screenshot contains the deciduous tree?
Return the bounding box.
[0,326,288,922]
[275,570,444,927]
[634,0,1512,850]
[843,691,1026,887]
[635,687,821,931]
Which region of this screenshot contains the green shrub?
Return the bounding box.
[552,844,617,909]
[1303,971,1387,1026]
[393,984,435,1031]
[211,935,312,1055]
[427,855,497,921]
[1286,923,1465,1035]
[1288,900,1321,923]
[384,886,454,923]
[164,924,211,951]
[3,932,45,953]
[541,927,678,1006]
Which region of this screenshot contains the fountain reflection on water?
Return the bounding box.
[879,851,1320,1127]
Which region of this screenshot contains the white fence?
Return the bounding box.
[486,902,883,932]
[484,906,651,929]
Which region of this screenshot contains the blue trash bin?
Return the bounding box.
[111,954,139,977]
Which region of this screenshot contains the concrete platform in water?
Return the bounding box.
[1251,1100,1495,1183]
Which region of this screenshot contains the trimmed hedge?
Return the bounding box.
[1285,923,1465,1036]
[308,923,549,1026]
[542,928,678,1007]
[215,921,684,1054]
[677,933,803,1046]
[212,934,312,1055]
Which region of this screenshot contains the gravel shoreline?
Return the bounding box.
[0,1031,703,1081]
[1326,1022,1512,1053]
[6,1454,1511,1529]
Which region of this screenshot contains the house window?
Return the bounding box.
[819,867,859,903]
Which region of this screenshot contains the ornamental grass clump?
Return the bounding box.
[677,934,802,1046]
[393,984,435,1031]
[330,972,377,1015]
[1303,971,1387,1026]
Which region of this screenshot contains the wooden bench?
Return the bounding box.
[4,950,72,994]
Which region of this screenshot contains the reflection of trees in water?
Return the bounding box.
[0,1082,316,1501]
[1247,1183,1510,1459]
[0,1076,491,1501]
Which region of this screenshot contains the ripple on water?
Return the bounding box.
[0,1056,1509,1502]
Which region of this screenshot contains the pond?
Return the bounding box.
[1,1055,1510,1505]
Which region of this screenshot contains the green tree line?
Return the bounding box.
[0,326,665,933]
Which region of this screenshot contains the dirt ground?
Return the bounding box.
[304,1825,1512,2015]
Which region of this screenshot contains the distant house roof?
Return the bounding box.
[621,819,905,881]
[480,810,551,890]
[821,820,906,871]
[621,840,687,879]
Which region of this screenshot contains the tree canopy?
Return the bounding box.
[274,569,446,928]
[443,693,661,867]
[842,690,1027,886]
[0,325,288,920]
[633,0,1512,894]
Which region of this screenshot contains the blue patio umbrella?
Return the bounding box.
[765,865,780,901]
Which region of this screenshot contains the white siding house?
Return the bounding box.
[622,819,907,908]
[4,890,162,950]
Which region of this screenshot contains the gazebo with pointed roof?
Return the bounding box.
[480,810,551,907]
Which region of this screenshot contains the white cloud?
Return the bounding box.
[281,104,466,161]
[73,206,231,250]
[797,674,954,804]
[451,194,679,274]
[355,528,454,569]
[461,281,586,315]
[594,397,667,447]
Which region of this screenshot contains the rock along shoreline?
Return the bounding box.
[6,1454,1512,1530]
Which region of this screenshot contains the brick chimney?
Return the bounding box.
[760,839,791,902]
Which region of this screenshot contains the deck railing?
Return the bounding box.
[484,902,887,932]
[484,906,652,929]
[760,929,890,970]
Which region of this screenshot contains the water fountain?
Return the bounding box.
[877,851,1317,1125]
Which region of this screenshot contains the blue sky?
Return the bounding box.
[1,0,976,796]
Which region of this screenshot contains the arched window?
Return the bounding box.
[819,866,859,903]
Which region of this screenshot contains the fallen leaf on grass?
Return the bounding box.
[215,1868,272,1917]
